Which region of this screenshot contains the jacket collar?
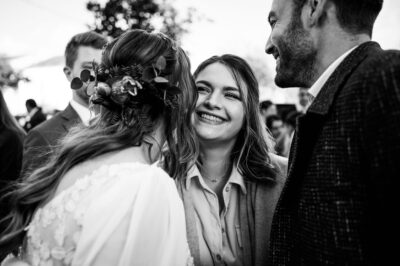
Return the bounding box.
[307,41,380,116]
[60,103,81,131]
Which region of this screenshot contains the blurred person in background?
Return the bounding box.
[176,54,287,265]
[0,90,25,237]
[22,99,46,132]
[259,99,277,124]
[266,114,284,140]
[281,110,302,157]
[296,87,313,113]
[21,31,107,178]
[266,114,286,157]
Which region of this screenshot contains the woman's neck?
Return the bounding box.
[199,140,235,182]
[141,119,165,164]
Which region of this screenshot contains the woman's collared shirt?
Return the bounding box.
[184,165,246,266]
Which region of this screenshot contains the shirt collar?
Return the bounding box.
[186,164,247,194]
[69,99,91,126]
[309,45,358,98]
[28,107,39,117]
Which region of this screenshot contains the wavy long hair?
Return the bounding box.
[0,90,25,139]
[0,30,198,255]
[193,54,277,183]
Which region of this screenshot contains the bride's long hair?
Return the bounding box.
[0,30,198,256]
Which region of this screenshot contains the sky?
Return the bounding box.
[1,0,400,115]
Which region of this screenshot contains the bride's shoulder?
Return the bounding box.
[56,159,171,198]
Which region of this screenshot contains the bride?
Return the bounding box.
[0,29,196,266]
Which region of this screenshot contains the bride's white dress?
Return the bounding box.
[23,162,192,266]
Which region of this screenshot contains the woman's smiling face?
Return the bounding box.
[193,62,246,144]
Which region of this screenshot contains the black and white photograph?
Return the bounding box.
[1,0,399,265]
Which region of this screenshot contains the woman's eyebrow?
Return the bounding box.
[195,80,213,88]
[223,86,239,92]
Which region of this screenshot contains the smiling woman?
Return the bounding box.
[193,62,245,145]
[175,54,288,266]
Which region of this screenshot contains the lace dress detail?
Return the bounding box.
[23,163,193,266]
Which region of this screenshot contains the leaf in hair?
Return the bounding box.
[142,66,156,82]
[154,77,169,83]
[80,69,91,82]
[71,77,83,90]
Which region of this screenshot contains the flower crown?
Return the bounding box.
[70,56,181,110]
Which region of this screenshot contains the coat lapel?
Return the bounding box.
[283,42,380,204]
[60,104,81,132]
[307,41,379,116]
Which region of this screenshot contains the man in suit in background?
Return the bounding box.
[21,31,107,177]
[265,0,399,264]
[23,99,46,132]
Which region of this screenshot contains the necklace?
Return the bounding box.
[204,176,218,183]
[202,173,226,183]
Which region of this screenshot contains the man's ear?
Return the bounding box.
[63,66,72,82]
[305,0,329,27]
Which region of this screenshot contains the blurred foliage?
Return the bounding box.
[86,0,197,41]
[244,55,274,88]
[0,56,29,89]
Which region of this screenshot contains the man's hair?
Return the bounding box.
[25,99,37,108]
[293,0,383,36]
[260,100,274,111]
[65,31,107,68]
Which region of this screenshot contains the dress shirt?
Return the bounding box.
[185,165,246,266]
[309,46,358,98]
[26,107,39,122]
[70,99,91,126]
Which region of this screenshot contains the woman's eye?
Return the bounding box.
[225,93,241,100]
[196,86,209,93]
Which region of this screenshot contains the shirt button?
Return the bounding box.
[216,254,222,261]
[225,186,230,192]
[222,228,225,233]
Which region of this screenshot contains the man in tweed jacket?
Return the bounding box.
[265,0,399,264]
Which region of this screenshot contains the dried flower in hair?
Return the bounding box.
[96,82,111,97]
[71,55,181,116]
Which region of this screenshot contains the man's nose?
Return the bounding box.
[265,34,274,55]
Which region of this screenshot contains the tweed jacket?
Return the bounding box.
[269,42,400,265]
[21,104,80,177]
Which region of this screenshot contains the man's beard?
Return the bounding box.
[275,17,317,88]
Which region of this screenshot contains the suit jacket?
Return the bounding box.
[23,108,46,132]
[21,104,81,178]
[270,42,400,265]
